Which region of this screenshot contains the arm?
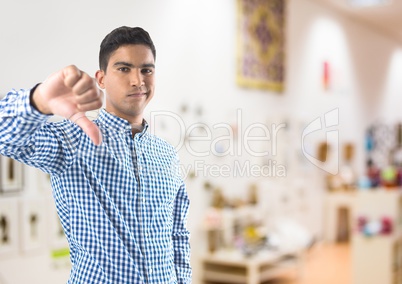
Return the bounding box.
[0,65,103,173]
[0,88,79,174]
[172,182,192,283]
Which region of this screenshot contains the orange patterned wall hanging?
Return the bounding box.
[237,0,286,92]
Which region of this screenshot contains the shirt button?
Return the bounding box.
[149,268,153,274]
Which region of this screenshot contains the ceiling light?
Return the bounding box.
[349,0,393,7]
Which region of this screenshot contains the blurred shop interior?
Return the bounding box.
[1,0,402,283]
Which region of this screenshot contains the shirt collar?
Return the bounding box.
[97,109,149,137]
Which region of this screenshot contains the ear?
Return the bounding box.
[95,70,105,89]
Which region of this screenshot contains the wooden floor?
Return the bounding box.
[203,242,351,284]
[263,242,351,284]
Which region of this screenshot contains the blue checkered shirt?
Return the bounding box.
[0,89,192,283]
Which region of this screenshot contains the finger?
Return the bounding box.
[63,65,82,89]
[77,98,104,112]
[70,113,103,145]
[75,87,103,105]
[72,72,97,95]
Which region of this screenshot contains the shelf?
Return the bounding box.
[201,249,302,284]
[352,190,402,284]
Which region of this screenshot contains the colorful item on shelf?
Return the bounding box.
[380,217,393,235]
[364,122,402,189]
[357,215,394,237]
[380,165,397,188]
[366,159,380,188]
[357,176,372,189]
[357,216,367,232]
[365,127,375,152]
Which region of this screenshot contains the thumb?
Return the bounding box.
[70,113,103,145]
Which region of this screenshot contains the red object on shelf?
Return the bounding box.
[323,61,330,90]
[380,216,393,235]
[357,216,367,232]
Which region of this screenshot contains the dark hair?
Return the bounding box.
[99,26,156,71]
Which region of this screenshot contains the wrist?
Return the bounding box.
[30,83,52,114]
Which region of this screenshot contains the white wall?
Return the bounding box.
[1,0,402,283]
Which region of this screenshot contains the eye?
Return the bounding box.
[141,68,154,76]
[118,67,130,72]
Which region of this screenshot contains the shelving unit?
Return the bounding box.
[201,249,302,284]
[352,189,402,284]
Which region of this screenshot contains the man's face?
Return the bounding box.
[96,44,155,124]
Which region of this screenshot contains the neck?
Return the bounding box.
[103,108,145,135]
[131,122,144,136]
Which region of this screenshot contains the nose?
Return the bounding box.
[130,69,144,88]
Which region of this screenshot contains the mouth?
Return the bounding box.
[127,92,147,97]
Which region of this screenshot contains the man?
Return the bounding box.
[0,26,192,283]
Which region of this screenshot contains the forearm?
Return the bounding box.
[0,88,74,174]
[0,88,49,150]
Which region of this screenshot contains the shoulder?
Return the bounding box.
[145,133,178,157]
